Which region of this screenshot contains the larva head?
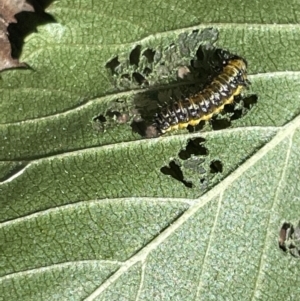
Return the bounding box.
[215,49,247,72]
[227,57,247,72]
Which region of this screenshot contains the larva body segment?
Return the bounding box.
[154,54,250,135]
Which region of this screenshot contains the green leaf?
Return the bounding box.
[1,0,300,300]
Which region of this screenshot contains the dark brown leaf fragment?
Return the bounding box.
[0,0,34,71]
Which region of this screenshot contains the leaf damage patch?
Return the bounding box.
[160,137,223,190]
[279,221,300,257]
[98,29,257,139]
[105,28,219,91]
[92,97,131,133]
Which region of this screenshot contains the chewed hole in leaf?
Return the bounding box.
[143,48,156,63]
[195,46,205,61]
[106,110,122,119]
[129,45,142,67]
[279,222,292,252]
[243,94,258,110]
[160,160,193,188]
[278,221,300,258]
[161,137,210,188]
[210,93,258,130]
[92,114,107,132]
[105,56,121,74]
[93,114,107,123]
[160,136,227,191]
[209,160,223,173]
[211,118,231,131]
[92,98,131,132]
[143,67,152,76]
[132,72,147,85]
[121,73,131,80]
[129,45,141,66]
[230,94,258,121]
[187,121,206,133]
[105,28,219,92]
[95,108,127,122]
[178,137,208,160]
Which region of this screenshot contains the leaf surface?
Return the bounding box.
[1,0,300,300]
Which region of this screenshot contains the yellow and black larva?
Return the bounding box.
[153,53,250,135]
